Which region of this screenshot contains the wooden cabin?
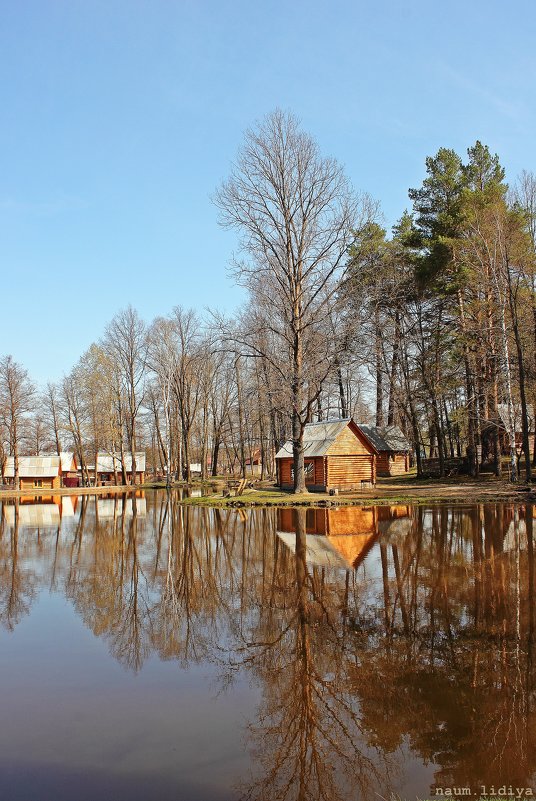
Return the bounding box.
[3,452,78,490]
[93,452,146,485]
[358,425,411,476]
[245,448,262,476]
[275,418,378,491]
[497,403,535,454]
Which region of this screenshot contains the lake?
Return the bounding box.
[0,492,534,801]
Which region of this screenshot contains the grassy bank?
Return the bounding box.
[177,475,536,508]
[1,474,535,508]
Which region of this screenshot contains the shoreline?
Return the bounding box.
[176,481,536,508]
[0,477,535,508]
[0,484,145,500]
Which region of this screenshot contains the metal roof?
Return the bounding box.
[275,418,411,459]
[275,419,354,459]
[3,452,75,478]
[96,452,146,473]
[4,455,60,478]
[358,424,411,453]
[59,452,76,472]
[378,425,411,452]
[497,403,535,433]
[357,425,388,452]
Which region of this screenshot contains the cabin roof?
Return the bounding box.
[358,424,411,453]
[96,452,146,473]
[275,418,356,459]
[4,452,75,478]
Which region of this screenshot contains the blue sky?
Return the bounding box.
[2,0,535,384]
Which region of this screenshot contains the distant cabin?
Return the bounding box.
[358,425,411,476]
[91,452,146,485]
[275,419,378,491]
[245,448,262,476]
[3,452,78,490]
[497,403,535,453]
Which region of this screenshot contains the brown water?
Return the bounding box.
[0,493,535,801]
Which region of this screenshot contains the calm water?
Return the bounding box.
[0,493,535,801]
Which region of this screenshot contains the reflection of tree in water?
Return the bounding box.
[107,498,151,671]
[347,505,536,795]
[4,496,536,797]
[65,493,257,671]
[233,508,394,801]
[66,495,152,672]
[0,502,38,630]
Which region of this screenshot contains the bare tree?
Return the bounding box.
[215,109,365,492]
[44,382,63,454]
[103,306,148,485]
[0,356,36,489]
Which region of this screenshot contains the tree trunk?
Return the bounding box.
[458,291,478,477]
[375,306,384,426]
[387,311,401,426]
[508,270,532,481]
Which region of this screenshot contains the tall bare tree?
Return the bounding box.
[216,109,364,492]
[0,356,35,489]
[103,306,147,485]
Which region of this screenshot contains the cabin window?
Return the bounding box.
[290,460,315,482]
[33,479,42,488]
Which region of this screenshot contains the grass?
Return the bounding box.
[176,475,536,508]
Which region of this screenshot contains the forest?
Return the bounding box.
[1,111,535,489]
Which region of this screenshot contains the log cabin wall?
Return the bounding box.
[377,452,409,476]
[389,454,408,476]
[326,454,375,489]
[19,476,61,490]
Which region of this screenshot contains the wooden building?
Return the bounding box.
[245,448,262,476]
[3,453,78,490]
[497,403,535,454]
[358,425,411,476]
[275,419,378,491]
[92,452,146,485]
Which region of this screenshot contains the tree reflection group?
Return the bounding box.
[0,495,535,799]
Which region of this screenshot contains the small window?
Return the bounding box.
[291,461,315,481]
[34,479,42,488]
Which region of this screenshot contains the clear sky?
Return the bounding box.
[2,0,535,384]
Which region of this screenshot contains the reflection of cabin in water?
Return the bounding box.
[277,505,411,569]
[357,425,411,476]
[276,419,378,491]
[3,453,78,489]
[90,452,146,485]
[96,495,146,518]
[2,495,77,527]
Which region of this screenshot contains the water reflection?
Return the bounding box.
[0,494,535,800]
